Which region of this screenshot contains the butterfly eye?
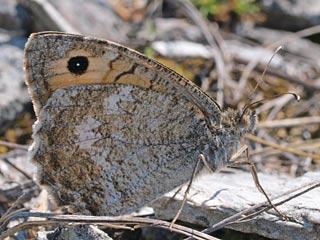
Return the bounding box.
[67,56,89,75]
[239,114,250,127]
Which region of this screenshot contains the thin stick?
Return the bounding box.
[248,138,320,161]
[2,157,33,180]
[0,208,29,231]
[0,140,29,150]
[179,0,228,107]
[0,212,220,240]
[258,116,320,128]
[267,25,320,49]
[245,133,320,160]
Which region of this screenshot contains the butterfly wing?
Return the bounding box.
[24,32,222,215]
[24,32,221,124]
[31,83,211,215]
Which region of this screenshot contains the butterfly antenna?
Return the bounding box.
[248,46,283,102]
[241,92,300,120]
[241,46,284,118]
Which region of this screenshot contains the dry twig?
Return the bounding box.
[0,140,29,151]
[0,212,219,240]
[246,133,320,160]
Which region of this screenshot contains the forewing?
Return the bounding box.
[24,32,221,124]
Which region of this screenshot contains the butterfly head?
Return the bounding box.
[204,108,257,171]
[221,108,257,134]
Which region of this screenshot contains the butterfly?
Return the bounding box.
[24,32,256,215]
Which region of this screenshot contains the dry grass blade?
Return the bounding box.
[238,25,320,94]
[249,138,320,163]
[0,212,220,240]
[258,116,320,128]
[178,0,229,107]
[0,140,29,150]
[245,133,320,160]
[1,157,33,180]
[0,208,29,232]
[267,24,320,48]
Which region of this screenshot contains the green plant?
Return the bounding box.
[191,0,259,19]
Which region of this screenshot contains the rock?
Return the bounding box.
[0,149,39,215]
[0,0,22,31]
[36,225,112,240]
[20,0,140,45]
[237,25,320,65]
[151,171,320,240]
[0,34,29,135]
[261,0,320,30]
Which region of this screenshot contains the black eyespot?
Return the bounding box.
[67,56,89,75]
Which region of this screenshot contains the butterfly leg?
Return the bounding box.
[169,154,203,228]
[229,146,286,220]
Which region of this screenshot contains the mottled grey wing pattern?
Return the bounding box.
[33,83,211,215]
